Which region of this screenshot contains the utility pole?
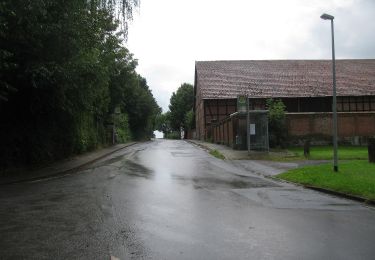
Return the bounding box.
[321,13,338,172]
[247,96,250,155]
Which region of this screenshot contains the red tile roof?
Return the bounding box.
[195,60,375,99]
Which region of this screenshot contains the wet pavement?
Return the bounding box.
[1,140,375,259]
[0,143,136,185]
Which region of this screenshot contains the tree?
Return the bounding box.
[266,99,288,148]
[89,0,139,39]
[168,83,194,132]
[0,0,159,167]
[155,112,172,135]
[184,109,195,131]
[125,75,161,140]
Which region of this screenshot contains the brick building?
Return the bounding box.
[194,60,375,147]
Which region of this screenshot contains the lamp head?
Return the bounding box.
[321,13,334,20]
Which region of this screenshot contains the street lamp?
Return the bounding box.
[321,13,338,172]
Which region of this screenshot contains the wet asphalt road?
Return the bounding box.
[1,140,375,259]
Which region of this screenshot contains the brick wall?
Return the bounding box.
[287,112,375,138]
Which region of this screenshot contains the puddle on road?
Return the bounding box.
[119,160,153,179]
[170,152,195,158]
[91,155,127,169]
[191,176,279,190]
[230,180,258,189]
[170,171,280,190]
[47,195,66,203]
[90,152,153,179]
[101,156,125,165]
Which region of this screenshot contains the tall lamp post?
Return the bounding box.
[321,13,338,172]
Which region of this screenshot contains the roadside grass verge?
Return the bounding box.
[275,160,375,201]
[244,146,368,162]
[209,149,225,160]
[288,145,368,160]
[246,151,300,162]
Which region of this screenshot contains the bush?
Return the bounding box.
[164,131,181,139]
[267,99,288,148]
[115,113,132,143]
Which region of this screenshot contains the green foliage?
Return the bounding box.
[169,83,194,131]
[0,0,160,167]
[209,149,225,160]
[74,112,100,153]
[90,0,139,39]
[276,161,375,201]
[164,131,181,140]
[266,99,288,148]
[115,113,132,143]
[125,76,160,140]
[157,84,195,139]
[155,112,172,135]
[185,109,195,130]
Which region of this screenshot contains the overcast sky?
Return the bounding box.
[126,0,375,112]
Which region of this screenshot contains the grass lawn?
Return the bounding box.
[276,160,375,201]
[288,145,368,160]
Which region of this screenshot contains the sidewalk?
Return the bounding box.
[187,139,294,160]
[0,142,136,185]
[187,139,330,174]
[187,139,247,160]
[187,139,301,175]
[187,139,375,205]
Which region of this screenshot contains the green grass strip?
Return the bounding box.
[276,160,375,200]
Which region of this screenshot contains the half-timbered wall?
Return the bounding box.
[337,96,375,112]
[196,96,375,140]
[203,99,236,139]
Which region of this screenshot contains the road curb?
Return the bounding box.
[186,140,227,159]
[185,140,210,150]
[305,185,375,206]
[269,176,375,206]
[0,142,137,185]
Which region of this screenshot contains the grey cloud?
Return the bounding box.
[288,0,375,59]
[140,64,194,112]
[335,0,375,58]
